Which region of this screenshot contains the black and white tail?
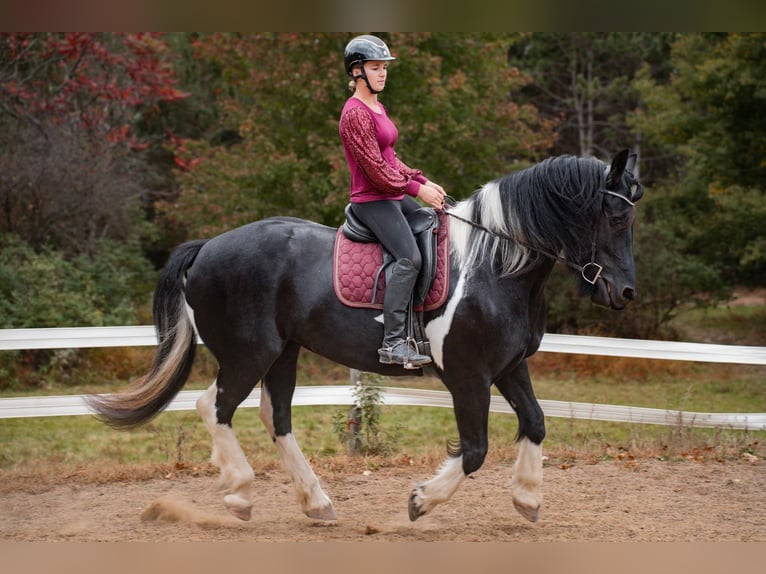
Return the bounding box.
[86,240,207,429]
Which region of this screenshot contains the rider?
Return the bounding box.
[339,34,446,368]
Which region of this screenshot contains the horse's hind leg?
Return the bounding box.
[408,381,491,521]
[494,360,545,523]
[260,342,336,520]
[196,366,259,521]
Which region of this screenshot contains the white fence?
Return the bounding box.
[1,326,765,430]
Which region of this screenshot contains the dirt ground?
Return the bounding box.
[1,457,764,542]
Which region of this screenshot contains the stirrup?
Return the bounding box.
[378,339,432,369]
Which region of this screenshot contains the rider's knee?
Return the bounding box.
[408,252,422,272]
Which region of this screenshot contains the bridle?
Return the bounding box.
[445,189,635,285]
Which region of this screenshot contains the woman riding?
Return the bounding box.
[339,34,446,368]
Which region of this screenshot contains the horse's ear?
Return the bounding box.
[626,153,638,175]
[606,149,630,188]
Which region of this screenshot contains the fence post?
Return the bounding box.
[347,369,363,455]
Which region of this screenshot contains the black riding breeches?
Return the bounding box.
[348,197,422,271]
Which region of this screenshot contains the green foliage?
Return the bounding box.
[0,234,153,329]
[509,32,676,158]
[631,33,766,286]
[163,33,555,239]
[333,373,402,457]
[658,34,766,190]
[545,217,729,339]
[0,234,156,387]
[382,33,556,195]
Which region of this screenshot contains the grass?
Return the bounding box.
[1,301,764,482]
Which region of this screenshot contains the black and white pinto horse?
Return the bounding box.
[89,149,642,524]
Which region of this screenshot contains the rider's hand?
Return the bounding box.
[418,182,446,209]
[425,180,446,197]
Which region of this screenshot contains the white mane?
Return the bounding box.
[449,181,533,277]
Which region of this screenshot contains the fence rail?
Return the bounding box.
[1,326,764,429]
[2,326,766,364]
[2,387,764,430]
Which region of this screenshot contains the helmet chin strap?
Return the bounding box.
[354,70,381,94]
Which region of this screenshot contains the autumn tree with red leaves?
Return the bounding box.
[0,32,187,255]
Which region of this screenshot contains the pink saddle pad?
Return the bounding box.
[332,210,450,311]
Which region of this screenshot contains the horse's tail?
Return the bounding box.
[86,239,208,430]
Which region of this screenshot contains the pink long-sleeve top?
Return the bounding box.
[339,97,427,203]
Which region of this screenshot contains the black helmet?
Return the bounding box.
[344,35,396,76]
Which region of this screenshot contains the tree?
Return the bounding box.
[383,33,557,192]
[631,33,766,285]
[0,33,188,255]
[509,33,675,170]
[0,33,187,146]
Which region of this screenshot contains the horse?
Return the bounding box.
[87,149,643,524]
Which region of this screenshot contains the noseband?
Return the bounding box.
[445,189,635,284]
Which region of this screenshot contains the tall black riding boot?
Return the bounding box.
[378,258,432,369]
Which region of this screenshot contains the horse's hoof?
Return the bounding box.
[513,499,540,523]
[408,489,426,522]
[224,493,253,521]
[306,504,337,521]
[226,505,252,521]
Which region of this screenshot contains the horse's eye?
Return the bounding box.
[610,213,629,227]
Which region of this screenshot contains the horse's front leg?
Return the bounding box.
[494,360,545,523]
[408,382,491,521]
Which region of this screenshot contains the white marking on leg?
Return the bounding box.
[196,381,254,520]
[410,455,466,518]
[511,437,543,522]
[259,383,275,439]
[275,433,336,520]
[259,383,335,519]
[196,382,223,467]
[425,272,467,369]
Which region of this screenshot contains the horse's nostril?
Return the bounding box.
[622,287,635,301]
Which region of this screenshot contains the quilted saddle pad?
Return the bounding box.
[332,209,450,311]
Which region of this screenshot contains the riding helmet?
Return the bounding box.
[344,35,396,76]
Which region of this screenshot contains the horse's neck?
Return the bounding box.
[461,257,555,304]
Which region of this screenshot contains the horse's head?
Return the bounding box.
[584,149,644,310]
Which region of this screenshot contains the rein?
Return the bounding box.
[444,190,634,285]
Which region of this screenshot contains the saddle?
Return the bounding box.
[333,204,450,354]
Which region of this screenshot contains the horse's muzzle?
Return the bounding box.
[591,278,635,310]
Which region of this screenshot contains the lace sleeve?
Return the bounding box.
[339,107,420,196]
